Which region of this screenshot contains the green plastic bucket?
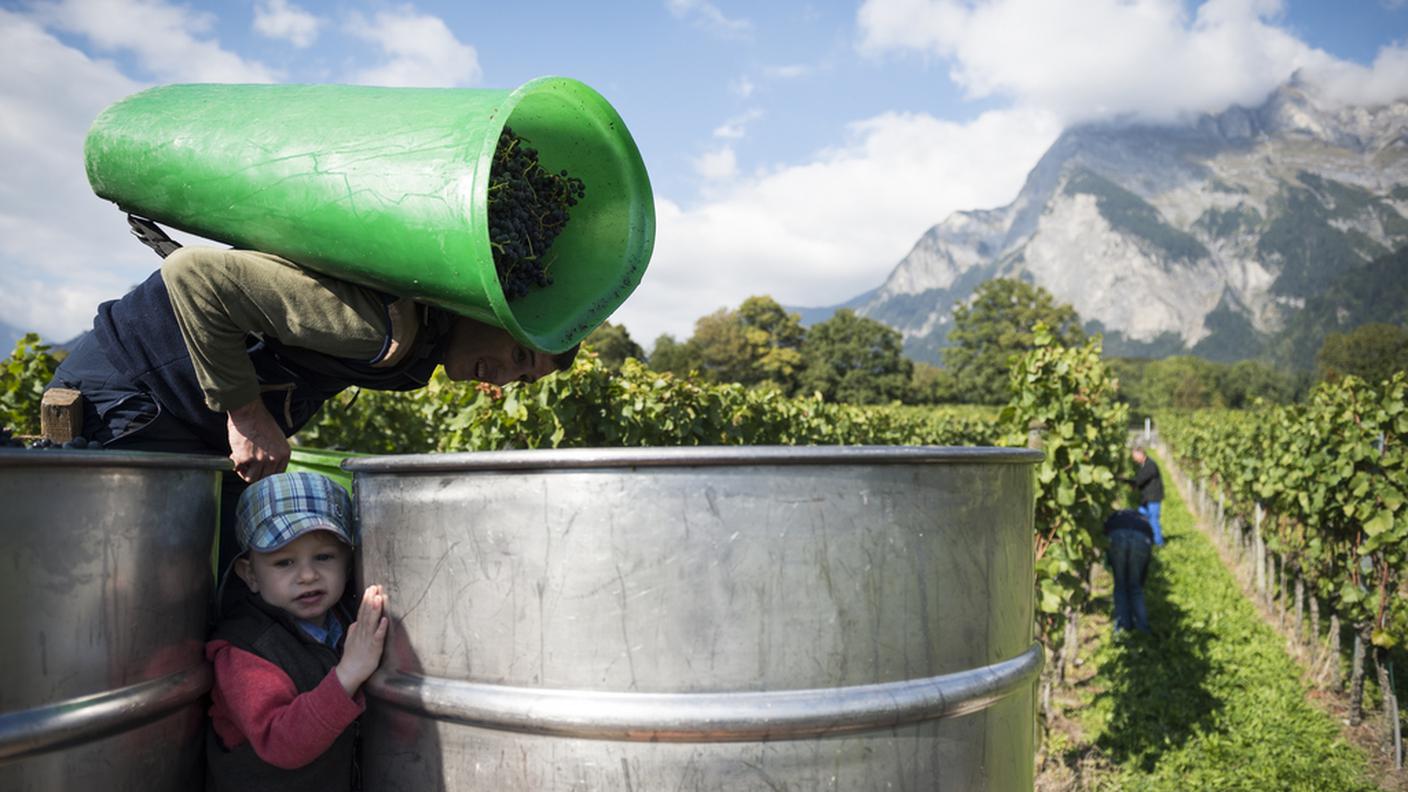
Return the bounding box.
[287,447,370,494]
[83,78,655,353]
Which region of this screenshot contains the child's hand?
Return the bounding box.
[335,584,389,696]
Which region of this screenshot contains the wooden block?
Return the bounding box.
[41,388,84,444]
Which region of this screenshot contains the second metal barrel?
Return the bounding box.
[0,449,225,792]
[350,446,1041,791]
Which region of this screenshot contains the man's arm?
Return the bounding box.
[161,247,404,481]
[226,400,292,483]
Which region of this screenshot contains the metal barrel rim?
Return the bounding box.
[345,445,1044,474]
[0,665,212,763]
[0,448,231,470]
[367,643,1042,743]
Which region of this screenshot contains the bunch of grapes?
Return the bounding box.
[487,127,586,300]
[0,426,93,450]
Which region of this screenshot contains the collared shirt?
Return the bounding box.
[296,615,344,649]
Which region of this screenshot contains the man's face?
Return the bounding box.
[443,317,559,385]
[1132,449,1146,464]
[236,530,350,623]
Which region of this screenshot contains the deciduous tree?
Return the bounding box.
[799,309,912,404]
[945,279,1085,404]
[1316,323,1408,386]
[583,321,644,369]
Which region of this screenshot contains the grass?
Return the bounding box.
[1065,453,1382,791]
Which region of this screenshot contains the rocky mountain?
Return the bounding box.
[813,76,1408,367]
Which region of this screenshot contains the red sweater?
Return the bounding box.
[206,639,365,770]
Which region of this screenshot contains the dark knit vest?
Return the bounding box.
[206,594,357,792]
[93,270,450,450]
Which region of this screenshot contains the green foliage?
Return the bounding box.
[798,309,912,404]
[1160,372,1408,648]
[946,278,1085,404]
[1111,355,1304,411]
[683,307,754,384]
[582,321,644,369]
[300,350,1002,453]
[1002,326,1128,645]
[1192,204,1263,239]
[909,361,960,404]
[1315,322,1408,385]
[1191,296,1265,362]
[653,296,806,393]
[737,295,805,393]
[647,333,691,375]
[1083,474,1379,791]
[1063,169,1210,264]
[1269,246,1408,370]
[1,334,60,436]
[1258,179,1375,297]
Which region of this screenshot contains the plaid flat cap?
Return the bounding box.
[235,471,356,554]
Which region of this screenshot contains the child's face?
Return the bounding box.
[236,530,351,622]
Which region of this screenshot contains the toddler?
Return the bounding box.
[205,471,387,791]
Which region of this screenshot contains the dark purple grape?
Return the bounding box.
[487,127,586,301]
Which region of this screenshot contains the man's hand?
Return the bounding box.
[336,585,389,696]
[226,399,291,483]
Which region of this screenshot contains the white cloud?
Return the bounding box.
[692,146,739,181]
[855,0,1408,123]
[764,63,812,79]
[731,75,756,98]
[30,0,277,82]
[346,6,482,87]
[253,0,322,49]
[1305,42,1408,107]
[665,0,752,39]
[0,10,166,340]
[713,109,763,139]
[612,108,1062,344]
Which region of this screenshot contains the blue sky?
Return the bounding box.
[2,0,1407,347]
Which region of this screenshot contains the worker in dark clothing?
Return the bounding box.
[1126,444,1165,546]
[48,217,579,579]
[1104,509,1155,633]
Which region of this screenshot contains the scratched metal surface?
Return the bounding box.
[0,450,221,790]
[354,446,1039,791]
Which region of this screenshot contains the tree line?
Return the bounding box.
[594,278,1405,408]
[590,279,1087,406]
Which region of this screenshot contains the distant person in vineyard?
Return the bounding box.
[47,217,577,574]
[1104,509,1154,634]
[1125,444,1165,546]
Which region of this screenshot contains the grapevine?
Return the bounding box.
[1159,373,1407,746]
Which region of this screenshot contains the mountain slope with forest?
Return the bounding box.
[803,76,1408,366]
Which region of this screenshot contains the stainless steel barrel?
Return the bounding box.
[350,446,1042,791]
[0,449,227,791]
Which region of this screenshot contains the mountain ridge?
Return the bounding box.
[798,77,1408,366]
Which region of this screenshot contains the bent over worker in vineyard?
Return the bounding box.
[47,218,579,574]
[1104,509,1154,634]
